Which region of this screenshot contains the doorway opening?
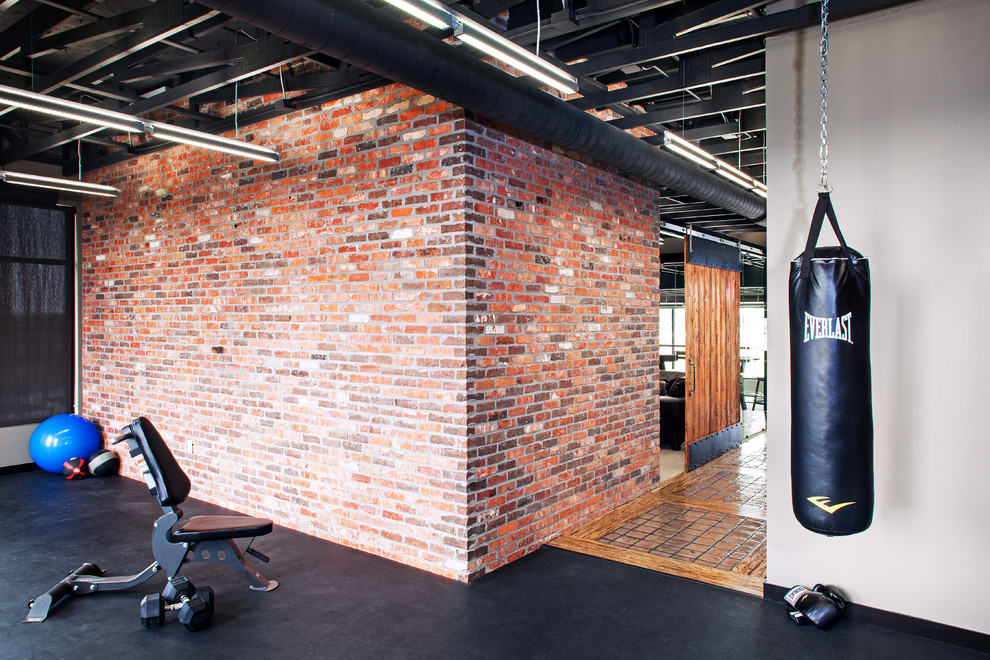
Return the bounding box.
[550,234,768,594]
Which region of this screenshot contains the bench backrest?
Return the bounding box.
[128,416,191,507]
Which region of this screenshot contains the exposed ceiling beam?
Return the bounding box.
[571,55,763,110]
[668,0,766,38]
[506,0,679,46]
[574,0,916,76]
[737,150,765,168]
[88,70,386,171]
[28,6,151,58]
[0,0,89,59]
[571,3,816,76]
[645,121,758,144]
[83,13,232,86]
[611,84,765,130]
[705,135,763,155]
[59,80,221,123]
[31,2,219,96]
[690,217,760,229]
[190,65,383,104]
[0,39,311,164]
[113,47,244,84]
[665,208,738,220]
[471,0,526,19]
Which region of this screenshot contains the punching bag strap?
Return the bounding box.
[799,191,859,280]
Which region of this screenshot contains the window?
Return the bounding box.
[0,203,74,427]
[740,306,766,378]
[658,305,685,371]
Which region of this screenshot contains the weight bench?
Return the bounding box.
[25,416,278,630]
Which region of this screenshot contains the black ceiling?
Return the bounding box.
[0,0,910,241]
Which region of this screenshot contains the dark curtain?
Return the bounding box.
[0,202,74,427]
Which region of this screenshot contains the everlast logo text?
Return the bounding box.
[803,312,853,344]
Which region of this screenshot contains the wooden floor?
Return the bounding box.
[550,422,767,596]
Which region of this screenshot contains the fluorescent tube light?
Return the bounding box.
[663,129,767,198]
[379,0,577,94]
[147,123,280,162]
[0,84,144,133]
[715,167,753,189]
[455,24,577,93]
[0,171,120,197]
[665,142,716,170]
[380,0,450,29]
[663,131,716,163]
[0,84,280,162]
[458,34,577,95]
[717,160,752,182]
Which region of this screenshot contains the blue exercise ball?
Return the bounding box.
[29,414,102,474]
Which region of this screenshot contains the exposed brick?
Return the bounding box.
[80,83,666,583]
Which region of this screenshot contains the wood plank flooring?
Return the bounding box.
[550,428,767,596]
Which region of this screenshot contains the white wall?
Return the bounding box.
[0,425,36,467]
[766,0,990,634]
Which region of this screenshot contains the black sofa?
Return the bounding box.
[658,370,687,450]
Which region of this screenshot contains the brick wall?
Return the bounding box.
[81,84,666,581]
[82,86,473,578]
[461,119,664,578]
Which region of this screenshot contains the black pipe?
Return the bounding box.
[196,0,766,220]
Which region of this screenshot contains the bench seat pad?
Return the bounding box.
[171,515,273,542]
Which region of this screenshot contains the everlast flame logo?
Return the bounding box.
[803,312,853,344]
[807,496,856,514]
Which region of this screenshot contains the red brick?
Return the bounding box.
[80,83,666,584]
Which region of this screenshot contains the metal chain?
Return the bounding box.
[819,0,830,192]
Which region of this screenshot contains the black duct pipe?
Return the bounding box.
[197,0,766,220]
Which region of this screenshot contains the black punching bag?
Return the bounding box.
[790,192,873,535]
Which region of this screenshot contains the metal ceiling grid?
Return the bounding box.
[0,0,915,242]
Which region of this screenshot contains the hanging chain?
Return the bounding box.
[818,0,830,192]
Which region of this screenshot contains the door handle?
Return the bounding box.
[688,357,696,397]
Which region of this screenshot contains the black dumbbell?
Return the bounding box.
[140,593,165,629]
[162,576,196,604]
[177,587,215,632]
[165,577,213,631]
[141,579,215,631]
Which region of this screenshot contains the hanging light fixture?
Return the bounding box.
[663,131,716,170]
[0,171,120,197]
[381,0,449,29]
[0,85,144,133]
[0,84,280,162]
[379,0,578,94]
[144,123,279,162]
[663,130,767,197]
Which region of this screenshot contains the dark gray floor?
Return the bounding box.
[2,469,985,659]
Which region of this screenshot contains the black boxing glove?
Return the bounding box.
[814,583,846,614]
[784,585,840,630]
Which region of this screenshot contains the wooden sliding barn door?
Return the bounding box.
[683,236,742,471]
